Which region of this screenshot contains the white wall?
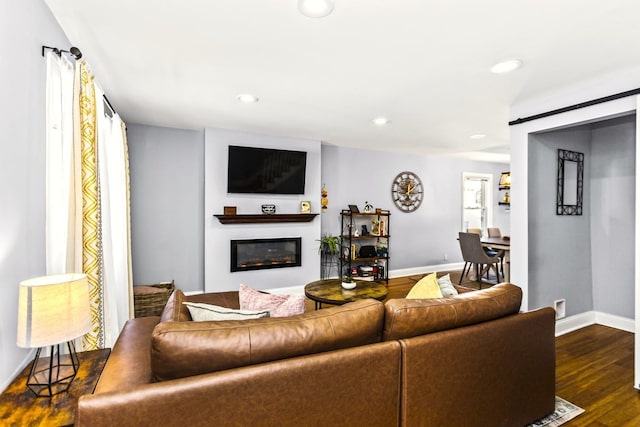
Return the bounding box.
[204,128,322,292]
[0,0,71,391]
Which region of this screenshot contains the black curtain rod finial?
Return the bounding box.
[69,47,82,60]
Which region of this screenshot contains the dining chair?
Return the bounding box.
[467,228,504,256]
[466,228,482,235]
[485,227,505,272]
[457,232,503,288]
[487,227,502,237]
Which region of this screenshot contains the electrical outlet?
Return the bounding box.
[443,253,448,261]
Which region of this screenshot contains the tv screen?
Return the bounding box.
[227,146,307,194]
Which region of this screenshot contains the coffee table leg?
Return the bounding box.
[315,301,321,310]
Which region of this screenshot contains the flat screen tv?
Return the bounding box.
[227,145,307,194]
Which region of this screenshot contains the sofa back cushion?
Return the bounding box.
[382,283,522,341]
[159,289,191,322]
[151,298,385,381]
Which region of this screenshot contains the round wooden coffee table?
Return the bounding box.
[304,279,388,310]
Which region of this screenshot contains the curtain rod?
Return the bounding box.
[103,95,116,116]
[43,44,117,116]
[42,45,82,60]
[508,87,640,126]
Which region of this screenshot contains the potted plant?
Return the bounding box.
[341,275,356,290]
[318,234,341,256]
[318,234,341,280]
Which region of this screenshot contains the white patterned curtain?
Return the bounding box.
[45,53,133,349]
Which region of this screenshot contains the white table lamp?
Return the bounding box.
[17,273,91,397]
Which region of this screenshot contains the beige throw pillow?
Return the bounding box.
[183,302,270,321]
[437,274,459,296]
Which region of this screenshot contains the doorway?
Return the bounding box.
[509,95,638,387]
[462,173,493,233]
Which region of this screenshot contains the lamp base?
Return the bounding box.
[26,341,80,397]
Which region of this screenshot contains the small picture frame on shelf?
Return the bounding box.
[348,204,360,213]
[300,201,311,214]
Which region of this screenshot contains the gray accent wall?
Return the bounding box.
[527,115,635,318]
[321,145,510,270]
[128,124,205,293]
[528,126,594,315]
[0,0,71,390]
[590,116,635,318]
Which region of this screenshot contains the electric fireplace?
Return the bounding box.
[231,237,302,272]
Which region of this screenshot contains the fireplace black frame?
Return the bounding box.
[230,237,302,272]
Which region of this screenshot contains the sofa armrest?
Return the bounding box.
[399,307,555,426]
[94,316,160,394]
[77,341,401,427]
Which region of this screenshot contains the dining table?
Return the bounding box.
[480,236,511,282]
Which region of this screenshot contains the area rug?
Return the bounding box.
[527,396,585,427]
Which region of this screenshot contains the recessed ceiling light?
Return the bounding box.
[490,59,522,74]
[372,117,390,126]
[470,134,487,139]
[236,94,259,103]
[297,0,334,18]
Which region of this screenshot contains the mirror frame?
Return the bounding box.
[556,149,584,215]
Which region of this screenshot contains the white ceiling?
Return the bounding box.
[44,0,640,163]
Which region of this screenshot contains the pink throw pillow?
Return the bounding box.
[238,284,306,317]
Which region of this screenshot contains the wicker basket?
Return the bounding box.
[133,281,175,318]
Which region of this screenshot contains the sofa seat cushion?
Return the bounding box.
[382,283,522,341]
[150,298,385,381]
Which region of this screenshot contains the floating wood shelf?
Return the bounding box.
[214,214,319,224]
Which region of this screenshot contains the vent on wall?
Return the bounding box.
[554,299,566,319]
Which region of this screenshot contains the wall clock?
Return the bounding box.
[391,171,423,212]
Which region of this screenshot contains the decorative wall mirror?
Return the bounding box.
[556,149,584,215]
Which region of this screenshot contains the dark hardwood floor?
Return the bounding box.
[306,270,640,426]
[557,324,640,426]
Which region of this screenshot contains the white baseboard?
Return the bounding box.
[265,285,306,295]
[595,311,635,333]
[266,262,466,295]
[555,310,635,336]
[388,262,465,279]
[0,349,35,393]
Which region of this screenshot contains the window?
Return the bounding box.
[462,173,493,233]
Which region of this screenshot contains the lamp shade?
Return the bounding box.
[17,273,91,348]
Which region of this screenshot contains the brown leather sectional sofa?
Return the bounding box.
[76,283,556,426]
